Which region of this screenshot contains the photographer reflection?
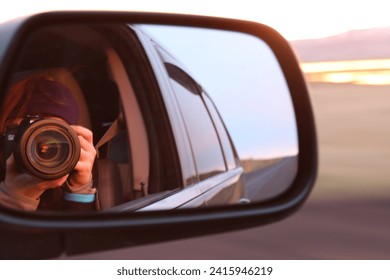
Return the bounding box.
[0,75,97,212]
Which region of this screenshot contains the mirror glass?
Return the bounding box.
[0,23,298,214]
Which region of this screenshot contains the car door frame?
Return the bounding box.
[132,26,246,210]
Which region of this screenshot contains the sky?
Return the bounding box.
[142,25,298,159]
[2,0,390,40]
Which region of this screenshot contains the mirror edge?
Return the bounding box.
[0,11,317,257]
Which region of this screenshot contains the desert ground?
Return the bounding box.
[310,82,390,200]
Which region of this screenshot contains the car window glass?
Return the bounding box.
[203,93,237,170]
[165,63,226,181]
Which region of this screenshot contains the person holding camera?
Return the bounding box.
[0,75,97,212]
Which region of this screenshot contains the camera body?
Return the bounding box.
[1,116,80,180]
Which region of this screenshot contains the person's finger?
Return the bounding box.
[5,155,17,175]
[71,125,93,144]
[77,134,96,158]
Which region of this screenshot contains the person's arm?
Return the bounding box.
[0,181,40,211]
[61,178,97,211]
[0,155,66,211]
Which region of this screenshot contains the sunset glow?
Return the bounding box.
[301,59,390,85]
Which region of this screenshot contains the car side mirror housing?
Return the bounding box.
[0,11,317,258]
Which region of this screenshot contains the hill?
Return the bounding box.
[291,27,390,62]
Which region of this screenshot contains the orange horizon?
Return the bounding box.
[301,59,390,85]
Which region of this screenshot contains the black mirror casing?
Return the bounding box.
[0,11,317,259]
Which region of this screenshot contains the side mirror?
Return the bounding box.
[0,11,317,258]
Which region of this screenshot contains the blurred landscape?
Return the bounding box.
[292,27,390,201]
[241,158,282,172]
[307,82,390,200]
[292,27,390,61]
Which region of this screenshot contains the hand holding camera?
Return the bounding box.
[2,116,81,180]
[0,77,97,211]
[1,117,96,202]
[3,154,68,202]
[66,124,96,193]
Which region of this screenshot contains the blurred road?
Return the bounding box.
[66,195,390,259]
[245,157,297,202]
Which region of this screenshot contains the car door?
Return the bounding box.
[116,25,247,210]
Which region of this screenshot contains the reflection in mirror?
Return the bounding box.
[0,23,297,214]
[141,25,298,204]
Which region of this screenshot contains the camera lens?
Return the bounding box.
[31,131,70,168]
[16,118,81,180]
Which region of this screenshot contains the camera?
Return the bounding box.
[1,116,80,180]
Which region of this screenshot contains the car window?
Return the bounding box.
[202,92,238,170]
[164,63,226,182]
